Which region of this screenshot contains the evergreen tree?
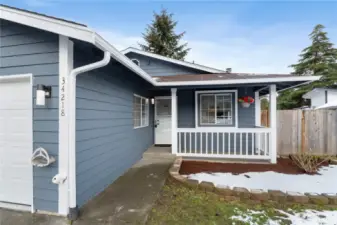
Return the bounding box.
[139,9,190,60]
[290,24,337,78]
[278,24,337,109]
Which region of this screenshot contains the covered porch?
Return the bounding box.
[152,85,276,163]
[151,74,319,163]
[172,85,275,163]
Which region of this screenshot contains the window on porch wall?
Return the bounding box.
[200,94,232,125]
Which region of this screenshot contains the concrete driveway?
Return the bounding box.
[0,147,174,225]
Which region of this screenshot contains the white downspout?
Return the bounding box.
[68,51,111,220]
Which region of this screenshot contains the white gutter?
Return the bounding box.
[154,76,321,87]
[68,51,111,219]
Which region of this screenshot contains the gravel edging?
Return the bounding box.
[169,157,337,205]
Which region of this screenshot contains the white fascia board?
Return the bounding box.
[122,48,225,73]
[0,6,95,43]
[94,35,156,85]
[155,75,321,87]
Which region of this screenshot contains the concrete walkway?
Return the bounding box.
[0,147,174,225]
[74,147,175,225]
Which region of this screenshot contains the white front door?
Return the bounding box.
[0,76,33,206]
[155,98,172,145]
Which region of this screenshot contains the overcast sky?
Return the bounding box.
[5,0,337,73]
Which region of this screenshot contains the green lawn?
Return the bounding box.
[146,180,337,225]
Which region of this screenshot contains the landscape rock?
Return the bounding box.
[305,193,329,205]
[171,174,187,184]
[322,193,337,204]
[233,187,250,200]
[185,179,199,188]
[215,185,233,196]
[169,166,179,175]
[287,192,309,204]
[268,190,287,203]
[199,181,215,192]
[250,189,269,201]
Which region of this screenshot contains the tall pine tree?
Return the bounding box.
[278,24,337,109]
[139,9,190,60]
[290,24,337,80]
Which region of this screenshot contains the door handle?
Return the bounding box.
[154,120,159,128]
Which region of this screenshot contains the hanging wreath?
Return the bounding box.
[238,96,255,108]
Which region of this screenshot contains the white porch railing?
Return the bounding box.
[176,128,272,160]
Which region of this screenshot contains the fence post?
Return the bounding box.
[301,110,306,153]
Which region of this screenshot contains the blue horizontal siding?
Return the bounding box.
[74,48,154,207]
[0,19,59,212]
[126,52,208,76]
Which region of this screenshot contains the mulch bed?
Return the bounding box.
[179,158,330,175]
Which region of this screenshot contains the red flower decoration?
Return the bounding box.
[238,96,255,104]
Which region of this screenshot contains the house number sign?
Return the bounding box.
[60,77,66,117]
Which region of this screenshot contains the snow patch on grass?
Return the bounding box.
[231,209,337,225]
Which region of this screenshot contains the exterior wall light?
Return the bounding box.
[36,84,52,106]
[151,98,155,105]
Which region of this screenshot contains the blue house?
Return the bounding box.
[0,4,319,219]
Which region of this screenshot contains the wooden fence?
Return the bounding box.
[261,110,337,156]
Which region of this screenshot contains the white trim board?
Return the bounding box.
[195,90,239,129]
[58,35,73,215]
[121,47,225,73]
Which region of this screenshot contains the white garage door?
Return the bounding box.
[0,76,33,206]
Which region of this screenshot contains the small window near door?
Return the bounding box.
[133,94,149,128]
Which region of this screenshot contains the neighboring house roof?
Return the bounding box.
[303,87,337,99]
[0,4,321,91]
[315,100,337,109]
[121,47,225,73]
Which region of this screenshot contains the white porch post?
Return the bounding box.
[255,91,261,153]
[255,91,261,127]
[269,84,277,164]
[171,88,178,154]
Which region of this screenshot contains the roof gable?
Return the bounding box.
[126,52,210,76]
[122,47,225,74]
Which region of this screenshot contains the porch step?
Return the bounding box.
[143,146,176,160]
[143,151,176,160]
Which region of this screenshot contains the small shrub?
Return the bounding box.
[290,153,332,174]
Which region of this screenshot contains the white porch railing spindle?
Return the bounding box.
[264,133,269,154]
[240,133,242,155]
[252,133,254,156]
[234,133,236,156]
[228,133,231,155]
[206,133,208,154]
[176,128,271,160]
[222,133,226,155]
[217,133,219,154]
[211,132,214,154]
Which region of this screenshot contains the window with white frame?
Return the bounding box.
[199,93,233,126]
[133,94,149,128]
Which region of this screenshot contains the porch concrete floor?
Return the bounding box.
[74,147,175,225]
[0,147,175,225]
